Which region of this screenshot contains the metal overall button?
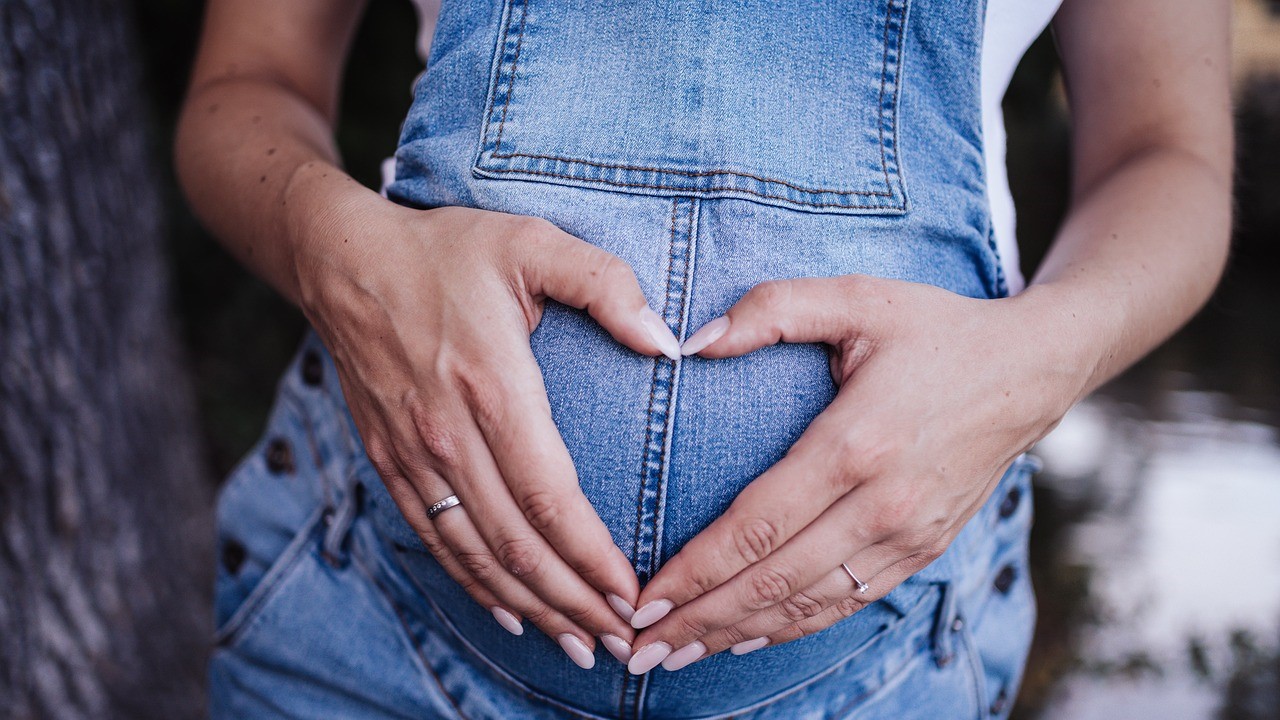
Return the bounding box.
[301,348,324,386]
[265,437,295,475]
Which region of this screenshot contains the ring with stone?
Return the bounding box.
[426,494,462,520]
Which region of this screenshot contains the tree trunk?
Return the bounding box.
[0,1,212,718]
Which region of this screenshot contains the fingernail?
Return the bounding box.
[600,634,633,664]
[490,607,524,636]
[607,593,635,622]
[661,641,706,671]
[730,637,769,655]
[557,633,596,670]
[640,308,681,361]
[627,642,671,674]
[680,316,730,356]
[630,599,674,629]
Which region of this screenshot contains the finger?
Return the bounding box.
[431,493,622,668]
[516,219,680,360]
[762,555,927,652]
[407,402,637,642]
[379,470,519,631]
[682,276,885,358]
[381,445,627,668]
[669,545,899,669]
[631,484,903,668]
[359,422,524,636]
[468,352,641,616]
[633,402,860,620]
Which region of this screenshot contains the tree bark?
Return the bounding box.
[0,1,211,718]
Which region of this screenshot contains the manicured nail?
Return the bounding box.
[640,308,681,361]
[730,637,769,655]
[490,607,524,636]
[681,316,730,356]
[600,634,633,664]
[557,634,596,670]
[627,642,671,674]
[661,641,706,671]
[630,599,674,629]
[607,593,635,622]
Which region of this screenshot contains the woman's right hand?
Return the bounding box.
[294,196,678,668]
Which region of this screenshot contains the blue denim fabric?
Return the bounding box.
[210,1,1038,717]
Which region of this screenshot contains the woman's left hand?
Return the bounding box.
[625,274,1088,673]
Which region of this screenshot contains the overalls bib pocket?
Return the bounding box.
[474,0,910,214]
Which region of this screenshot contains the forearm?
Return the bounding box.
[1012,144,1231,403]
[175,77,388,307]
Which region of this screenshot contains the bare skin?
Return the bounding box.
[176,0,686,665]
[177,0,1231,673]
[625,0,1233,673]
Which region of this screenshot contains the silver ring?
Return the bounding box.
[426,494,462,520]
[841,563,870,594]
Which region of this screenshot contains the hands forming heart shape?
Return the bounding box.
[300,204,1078,673]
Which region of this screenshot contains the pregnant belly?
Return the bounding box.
[359,187,996,717]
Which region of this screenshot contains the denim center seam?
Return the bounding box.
[620,197,697,720]
[475,0,909,211]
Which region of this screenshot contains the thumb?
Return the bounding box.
[517,223,681,360]
[682,276,876,358]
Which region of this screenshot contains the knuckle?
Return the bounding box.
[513,215,557,241]
[730,516,783,564]
[590,253,632,285]
[417,530,449,558]
[717,624,750,646]
[772,624,806,645]
[455,550,499,582]
[363,439,399,480]
[848,434,899,479]
[672,614,710,640]
[747,565,798,609]
[521,602,553,627]
[457,370,508,430]
[833,594,868,619]
[495,536,543,579]
[560,603,596,628]
[778,591,826,624]
[406,399,464,467]
[519,489,564,534]
[747,279,794,314]
[683,563,724,597]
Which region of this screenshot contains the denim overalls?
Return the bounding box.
[209,1,1040,717]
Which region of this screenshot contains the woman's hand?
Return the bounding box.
[296,196,681,668]
[623,275,1086,673]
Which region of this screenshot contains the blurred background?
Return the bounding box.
[2,0,1277,718]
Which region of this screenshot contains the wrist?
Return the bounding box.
[1000,282,1111,411]
[281,161,404,312]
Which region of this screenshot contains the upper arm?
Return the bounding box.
[188,0,369,123]
[1053,0,1233,198]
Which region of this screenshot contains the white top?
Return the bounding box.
[394,0,1064,294]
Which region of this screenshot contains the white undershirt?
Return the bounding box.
[394,0,1064,294]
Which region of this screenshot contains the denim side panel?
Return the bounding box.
[472,0,908,213]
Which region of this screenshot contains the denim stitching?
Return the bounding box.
[488,151,896,199]
[475,0,516,158]
[624,198,695,720]
[490,0,528,157]
[480,0,908,210]
[629,199,682,572]
[648,199,698,580]
[475,165,907,210]
[874,0,907,196]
